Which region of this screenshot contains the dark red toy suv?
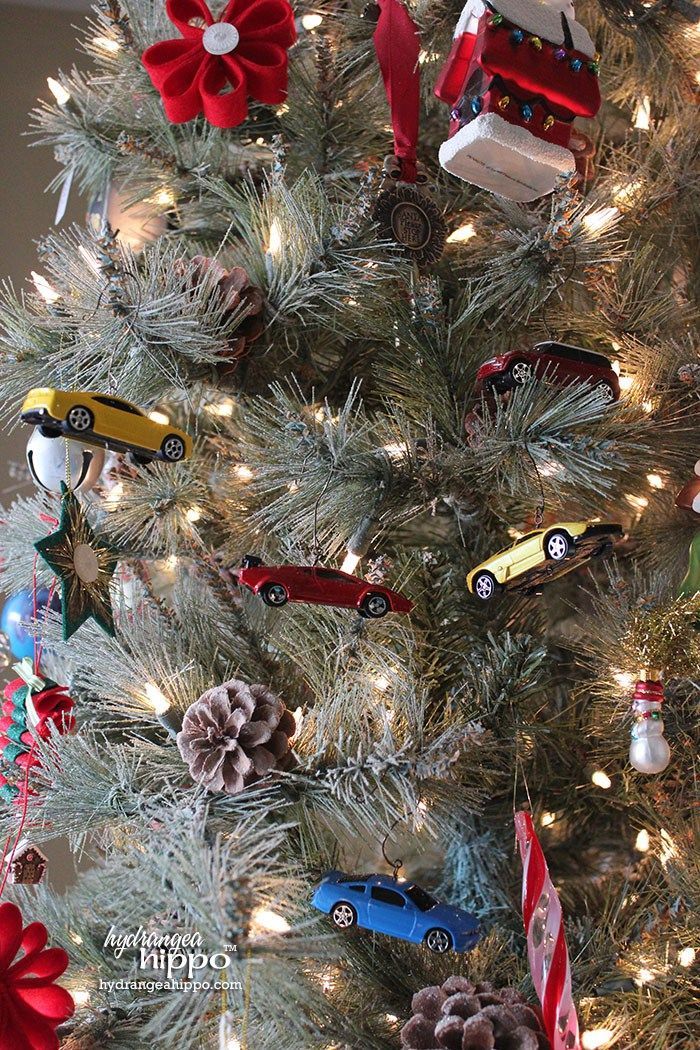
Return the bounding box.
[474,342,620,402]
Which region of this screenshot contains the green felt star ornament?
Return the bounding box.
[34,485,117,639]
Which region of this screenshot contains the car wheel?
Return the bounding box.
[472,570,497,602]
[161,435,186,462]
[544,530,571,562]
[38,424,61,439]
[261,583,288,607]
[66,405,94,433]
[508,360,533,386]
[360,593,390,618]
[594,380,615,403]
[330,902,356,930]
[425,928,452,954]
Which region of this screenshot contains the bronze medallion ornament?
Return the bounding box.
[373,183,446,267]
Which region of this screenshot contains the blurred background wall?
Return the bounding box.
[0,0,90,888]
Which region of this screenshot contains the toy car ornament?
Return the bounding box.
[467,521,623,600]
[312,870,480,954]
[475,342,620,402]
[21,388,192,465]
[235,556,413,618]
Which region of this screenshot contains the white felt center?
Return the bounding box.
[202,22,240,55]
[73,543,100,583]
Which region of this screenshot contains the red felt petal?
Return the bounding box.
[11,946,68,983]
[234,0,296,46]
[155,48,211,123]
[0,902,24,972]
[230,43,289,103]
[0,1006,33,1050]
[166,0,214,36]
[142,38,203,92]
[15,981,75,1024]
[198,57,248,127]
[1,994,63,1050]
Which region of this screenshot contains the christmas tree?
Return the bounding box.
[0,0,698,1047]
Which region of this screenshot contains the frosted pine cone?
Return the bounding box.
[400,977,550,1050]
[177,680,296,794]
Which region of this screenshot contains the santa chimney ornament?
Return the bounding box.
[434,0,601,201]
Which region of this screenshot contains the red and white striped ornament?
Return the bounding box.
[515,808,580,1050]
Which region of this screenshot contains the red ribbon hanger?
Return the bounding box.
[373,0,421,183]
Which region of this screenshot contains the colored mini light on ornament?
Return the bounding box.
[554,47,567,60]
[498,94,510,110]
[543,114,555,130]
[529,35,542,50]
[629,671,671,774]
[570,58,583,72]
[521,104,533,122]
[489,13,504,27]
[511,28,525,43]
[515,809,580,1050]
[470,96,483,115]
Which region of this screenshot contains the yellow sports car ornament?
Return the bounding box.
[467,521,623,601]
[21,389,192,464]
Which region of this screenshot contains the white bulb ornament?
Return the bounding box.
[629,672,671,775]
[26,430,104,494]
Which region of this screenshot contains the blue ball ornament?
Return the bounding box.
[0,589,61,660]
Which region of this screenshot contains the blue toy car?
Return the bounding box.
[311,870,480,954]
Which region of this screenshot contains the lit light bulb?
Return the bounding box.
[540,811,556,827]
[659,829,677,865]
[447,222,476,243]
[341,551,361,575]
[144,683,170,715]
[633,96,651,130]
[591,770,612,789]
[251,907,290,934]
[618,374,635,392]
[301,13,323,29]
[73,989,91,1006]
[636,967,654,985]
[613,178,643,207]
[625,493,649,511]
[227,1039,241,1050]
[611,360,621,375]
[382,441,409,457]
[613,670,634,689]
[678,947,696,967]
[47,76,71,106]
[164,554,179,572]
[373,674,390,693]
[635,829,650,852]
[148,410,170,425]
[206,399,234,417]
[642,400,654,414]
[70,932,83,945]
[106,482,125,505]
[234,464,254,482]
[385,1014,399,1023]
[94,34,120,53]
[268,218,282,257]
[582,207,619,234]
[155,188,175,208]
[31,271,60,304]
[581,1030,614,1049]
[646,473,664,489]
[292,706,303,733]
[186,506,202,523]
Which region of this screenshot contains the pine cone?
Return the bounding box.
[190,255,264,372]
[177,680,296,794]
[400,978,550,1050]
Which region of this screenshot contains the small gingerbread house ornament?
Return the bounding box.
[10,844,48,884]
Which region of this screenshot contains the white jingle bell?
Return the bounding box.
[26,429,104,494]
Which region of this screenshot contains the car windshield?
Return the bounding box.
[511,531,540,546]
[404,884,437,911]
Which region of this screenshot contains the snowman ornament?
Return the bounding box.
[629,672,671,775]
[26,429,104,494]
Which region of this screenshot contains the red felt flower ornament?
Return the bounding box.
[0,901,74,1050]
[142,0,297,128]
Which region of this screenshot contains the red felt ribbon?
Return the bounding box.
[373,0,421,183]
[142,0,297,129]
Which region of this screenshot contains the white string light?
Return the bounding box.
[591,770,612,789]
[301,13,323,29]
[250,907,290,934]
[31,271,60,304]
[581,1030,614,1049]
[635,829,650,852]
[148,410,170,425]
[447,222,476,243]
[678,947,696,967]
[341,551,361,574]
[47,76,71,106]
[633,96,651,130]
[94,34,120,53]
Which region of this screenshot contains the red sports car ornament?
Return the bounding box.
[141,0,297,129]
[235,557,413,618]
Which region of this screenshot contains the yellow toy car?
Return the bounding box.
[467,521,623,601]
[20,389,192,464]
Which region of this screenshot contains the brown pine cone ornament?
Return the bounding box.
[400,978,550,1050]
[177,679,296,794]
[190,255,265,372]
